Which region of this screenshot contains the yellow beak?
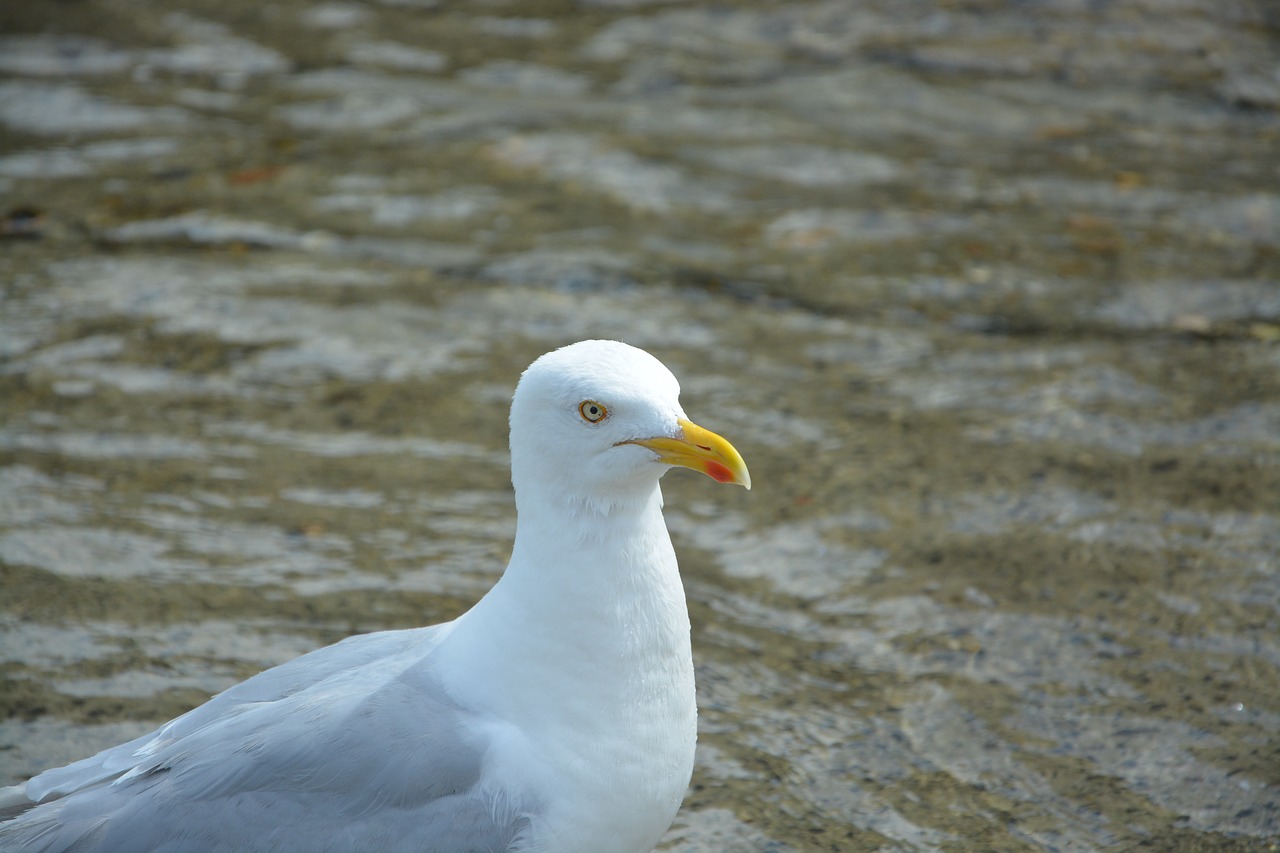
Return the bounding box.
[620,417,751,489]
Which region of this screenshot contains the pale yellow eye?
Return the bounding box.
[578,400,608,423]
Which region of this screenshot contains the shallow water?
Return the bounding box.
[1,0,1278,849]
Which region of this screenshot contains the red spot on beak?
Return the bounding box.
[705,460,735,484]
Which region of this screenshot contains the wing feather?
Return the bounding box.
[1,623,532,853]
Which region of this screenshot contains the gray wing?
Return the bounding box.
[1,627,531,853]
[23,626,438,803]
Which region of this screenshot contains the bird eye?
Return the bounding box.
[578,400,608,423]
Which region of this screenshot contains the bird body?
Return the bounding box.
[443,493,697,853]
[0,340,749,853]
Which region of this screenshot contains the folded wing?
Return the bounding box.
[1,625,529,853]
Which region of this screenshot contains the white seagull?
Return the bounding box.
[0,339,751,853]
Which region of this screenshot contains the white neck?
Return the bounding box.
[435,429,700,849]
[440,481,694,734]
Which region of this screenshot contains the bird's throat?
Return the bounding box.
[442,484,693,730]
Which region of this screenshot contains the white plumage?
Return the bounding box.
[0,340,750,853]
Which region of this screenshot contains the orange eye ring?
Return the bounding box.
[578,400,608,423]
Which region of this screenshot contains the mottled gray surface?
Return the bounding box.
[1,0,1278,849]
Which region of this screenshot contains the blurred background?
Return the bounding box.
[1,0,1277,849]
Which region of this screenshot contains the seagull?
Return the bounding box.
[0,339,751,853]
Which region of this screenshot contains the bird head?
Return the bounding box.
[509,340,750,509]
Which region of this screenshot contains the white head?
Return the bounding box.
[509,340,750,513]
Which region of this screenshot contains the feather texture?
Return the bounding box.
[1,341,744,853]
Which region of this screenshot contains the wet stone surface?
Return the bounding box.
[1,0,1278,849]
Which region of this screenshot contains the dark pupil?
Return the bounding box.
[589,406,599,416]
